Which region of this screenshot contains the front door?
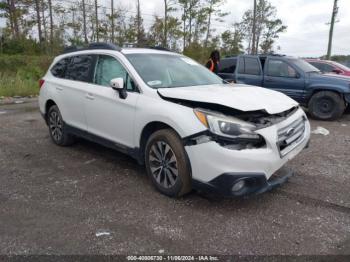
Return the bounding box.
[263,59,305,102]
[84,54,139,148]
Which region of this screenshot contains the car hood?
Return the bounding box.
[158,84,298,115]
[322,73,350,80]
[310,72,350,82]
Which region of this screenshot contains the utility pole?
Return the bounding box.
[251,0,257,55]
[111,0,115,43]
[82,0,88,44]
[327,0,338,60]
[95,0,99,42]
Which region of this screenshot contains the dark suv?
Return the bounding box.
[219,55,350,120]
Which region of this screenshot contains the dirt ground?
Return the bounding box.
[0,100,349,256]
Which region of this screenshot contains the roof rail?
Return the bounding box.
[259,53,286,57]
[147,46,171,52]
[88,42,121,51]
[62,46,79,54]
[62,42,121,54]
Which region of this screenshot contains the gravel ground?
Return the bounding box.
[0,100,349,256]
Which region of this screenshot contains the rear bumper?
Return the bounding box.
[192,167,294,197]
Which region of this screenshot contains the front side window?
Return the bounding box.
[94,55,135,91]
[309,62,325,72]
[126,53,223,89]
[267,60,297,78]
[51,57,71,78]
[66,55,94,82]
[322,63,336,72]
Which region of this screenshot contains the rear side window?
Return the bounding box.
[219,58,237,74]
[51,57,71,78]
[65,55,94,82]
[238,58,245,74]
[237,57,261,75]
[245,57,261,75]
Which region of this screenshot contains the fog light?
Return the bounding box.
[232,180,246,192]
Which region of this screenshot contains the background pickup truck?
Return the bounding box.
[219,54,350,120]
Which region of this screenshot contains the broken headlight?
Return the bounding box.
[194,108,260,141]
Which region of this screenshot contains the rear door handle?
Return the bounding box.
[85,93,95,100]
[56,86,63,91]
[265,78,274,82]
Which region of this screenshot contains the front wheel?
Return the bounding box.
[145,129,192,198]
[308,91,345,120]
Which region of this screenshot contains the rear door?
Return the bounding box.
[52,55,95,131]
[263,58,305,101]
[235,55,263,86]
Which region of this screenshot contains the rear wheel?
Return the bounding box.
[47,105,74,146]
[308,91,345,120]
[145,129,191,197]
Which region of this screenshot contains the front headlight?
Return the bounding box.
[194,108,260,141]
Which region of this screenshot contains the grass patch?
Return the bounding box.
[0,73,38,97]
[0,55,52,97]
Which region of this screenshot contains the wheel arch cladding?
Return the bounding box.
[139,121,181,163]
[309,88,344,102]
[45,100,57,122]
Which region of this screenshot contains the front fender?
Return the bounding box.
[308,84,350,100]
[133,95,206,148]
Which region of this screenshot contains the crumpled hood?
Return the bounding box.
[158,84,298,114]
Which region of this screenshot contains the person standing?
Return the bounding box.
[205,50,220,75]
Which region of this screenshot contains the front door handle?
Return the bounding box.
[56,86,63,91]
[265,78,274,82]
[85,93,95,100]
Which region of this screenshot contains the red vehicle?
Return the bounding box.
[305,59,350,77]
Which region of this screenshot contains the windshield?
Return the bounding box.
[292,59,320,73]
[126,53,223,88]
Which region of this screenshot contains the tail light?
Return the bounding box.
[39,79,45,88]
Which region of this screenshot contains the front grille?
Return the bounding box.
[277,116,306,157]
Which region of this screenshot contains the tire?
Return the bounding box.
[47,105,75,146]
[145,129,192,198]
[308,91,345,120]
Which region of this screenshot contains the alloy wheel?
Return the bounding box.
[49,111,63,142]
[149,141,179,188]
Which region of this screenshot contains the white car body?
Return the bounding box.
[39,45,311,197]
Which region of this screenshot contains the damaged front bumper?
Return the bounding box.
[184,108,311,197]
[192,168,294,197]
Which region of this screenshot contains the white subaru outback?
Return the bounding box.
[39,43,311,198]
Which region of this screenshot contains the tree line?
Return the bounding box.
[0,0,287,60]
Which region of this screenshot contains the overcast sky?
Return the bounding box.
[0,0,349,57]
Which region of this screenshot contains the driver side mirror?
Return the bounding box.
[110,78,127,99]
